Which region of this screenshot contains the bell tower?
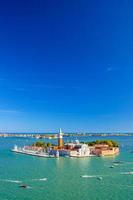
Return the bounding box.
[58,128,63,148]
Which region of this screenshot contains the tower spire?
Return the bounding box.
[59,128,62,134]
[58,128,63,148]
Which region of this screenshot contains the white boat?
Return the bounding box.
[81,175,103,180]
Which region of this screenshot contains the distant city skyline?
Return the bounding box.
[0,0,133,132]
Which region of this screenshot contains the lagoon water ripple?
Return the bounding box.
[0,136,133,200]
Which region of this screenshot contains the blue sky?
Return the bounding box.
[0,0,133,133]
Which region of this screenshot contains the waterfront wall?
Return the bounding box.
[101,147,119,156]
[94,147,119,156]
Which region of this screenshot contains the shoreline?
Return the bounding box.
[1,133,133,139]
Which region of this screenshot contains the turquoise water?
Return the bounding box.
[0,136,133,200]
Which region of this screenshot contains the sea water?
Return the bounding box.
[0,136,133,200]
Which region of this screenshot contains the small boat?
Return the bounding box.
[19,184,28,189]
[97,177,103,181]
[113,161,123,164]
[110,165,114,168]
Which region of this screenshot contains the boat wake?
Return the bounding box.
[121,171,133,175]
[32,178,47,181]
[0,179,22,183]
[81,175,97,178]
[125,162,133,165]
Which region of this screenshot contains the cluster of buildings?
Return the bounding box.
[90,144,119,156]
[50,129,119,157]
[12,129,119,158]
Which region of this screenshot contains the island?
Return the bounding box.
[12,129,119,158]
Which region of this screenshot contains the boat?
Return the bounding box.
[97,177,103,180]
[81,175,103,180]
[19,184,28,189]
[110,166,114,168]
[113,160,123,164]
